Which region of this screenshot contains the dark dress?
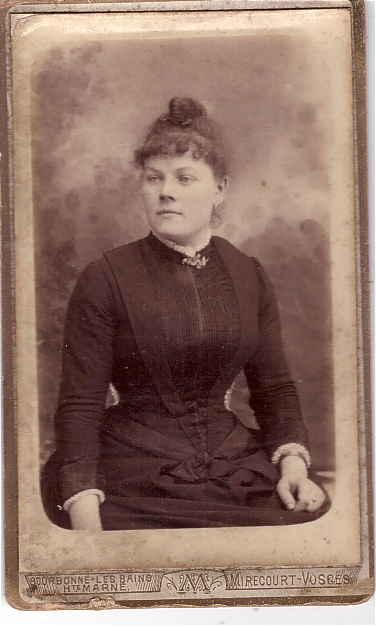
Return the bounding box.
[42,233,329,529]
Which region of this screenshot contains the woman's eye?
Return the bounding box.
[146,176,160,183]
[179,176,193,184]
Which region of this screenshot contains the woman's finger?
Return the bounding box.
[305,487,326,512]
[295,480,326,512]
[276,478,296,510]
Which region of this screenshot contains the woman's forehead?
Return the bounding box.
[143,152,213,175]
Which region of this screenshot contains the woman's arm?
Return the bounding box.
[244,259,325,512]
[244,259,309,452]
[54,259,117,524]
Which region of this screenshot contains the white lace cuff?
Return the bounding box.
[63,489,106,512]
[271,443,311,468]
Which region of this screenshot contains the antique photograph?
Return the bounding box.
[2,0,373,609]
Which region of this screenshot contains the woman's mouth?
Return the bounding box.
[157,210,182,216]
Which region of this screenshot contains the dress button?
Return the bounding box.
[196,451,211,466]
[191,415,204,425]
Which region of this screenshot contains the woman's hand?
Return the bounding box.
[277,455,326,513]
[68,494,103,530]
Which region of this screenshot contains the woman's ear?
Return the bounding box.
[215,176,229,203]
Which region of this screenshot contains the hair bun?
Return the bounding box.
[168,97,206,126]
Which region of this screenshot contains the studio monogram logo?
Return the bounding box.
[164,571,225,595]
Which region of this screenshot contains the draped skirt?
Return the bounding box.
[41,406,330,530]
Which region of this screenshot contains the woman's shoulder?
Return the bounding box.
[72,239,142,304]
[79,238,145,281]
[104,237,144,259]
[211,236,273,294]
[76,238,149,307]
[211,235,259,267]
[70,244,143,315]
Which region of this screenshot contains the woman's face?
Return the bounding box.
[140,150,227,246]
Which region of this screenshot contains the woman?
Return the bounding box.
[42,97,329,530]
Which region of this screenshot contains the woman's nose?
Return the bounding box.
[159,177,176,201]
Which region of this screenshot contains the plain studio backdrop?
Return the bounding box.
[31,32,334,475]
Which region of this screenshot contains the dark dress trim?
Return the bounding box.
[104,239,186,417]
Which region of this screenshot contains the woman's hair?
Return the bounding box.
[134,97,228,179]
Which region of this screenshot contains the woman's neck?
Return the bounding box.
[151,229,212,257]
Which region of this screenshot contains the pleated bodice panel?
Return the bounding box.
[111,234,242,414]
[144,235,241,404]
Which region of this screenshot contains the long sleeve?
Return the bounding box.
[54,260,117,502]
[243,259,309,457]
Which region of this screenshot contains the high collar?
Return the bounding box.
[151,229,212,258]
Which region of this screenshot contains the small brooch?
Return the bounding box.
[182,253,208,269]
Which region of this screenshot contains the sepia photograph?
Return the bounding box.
[2,0,373,609]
